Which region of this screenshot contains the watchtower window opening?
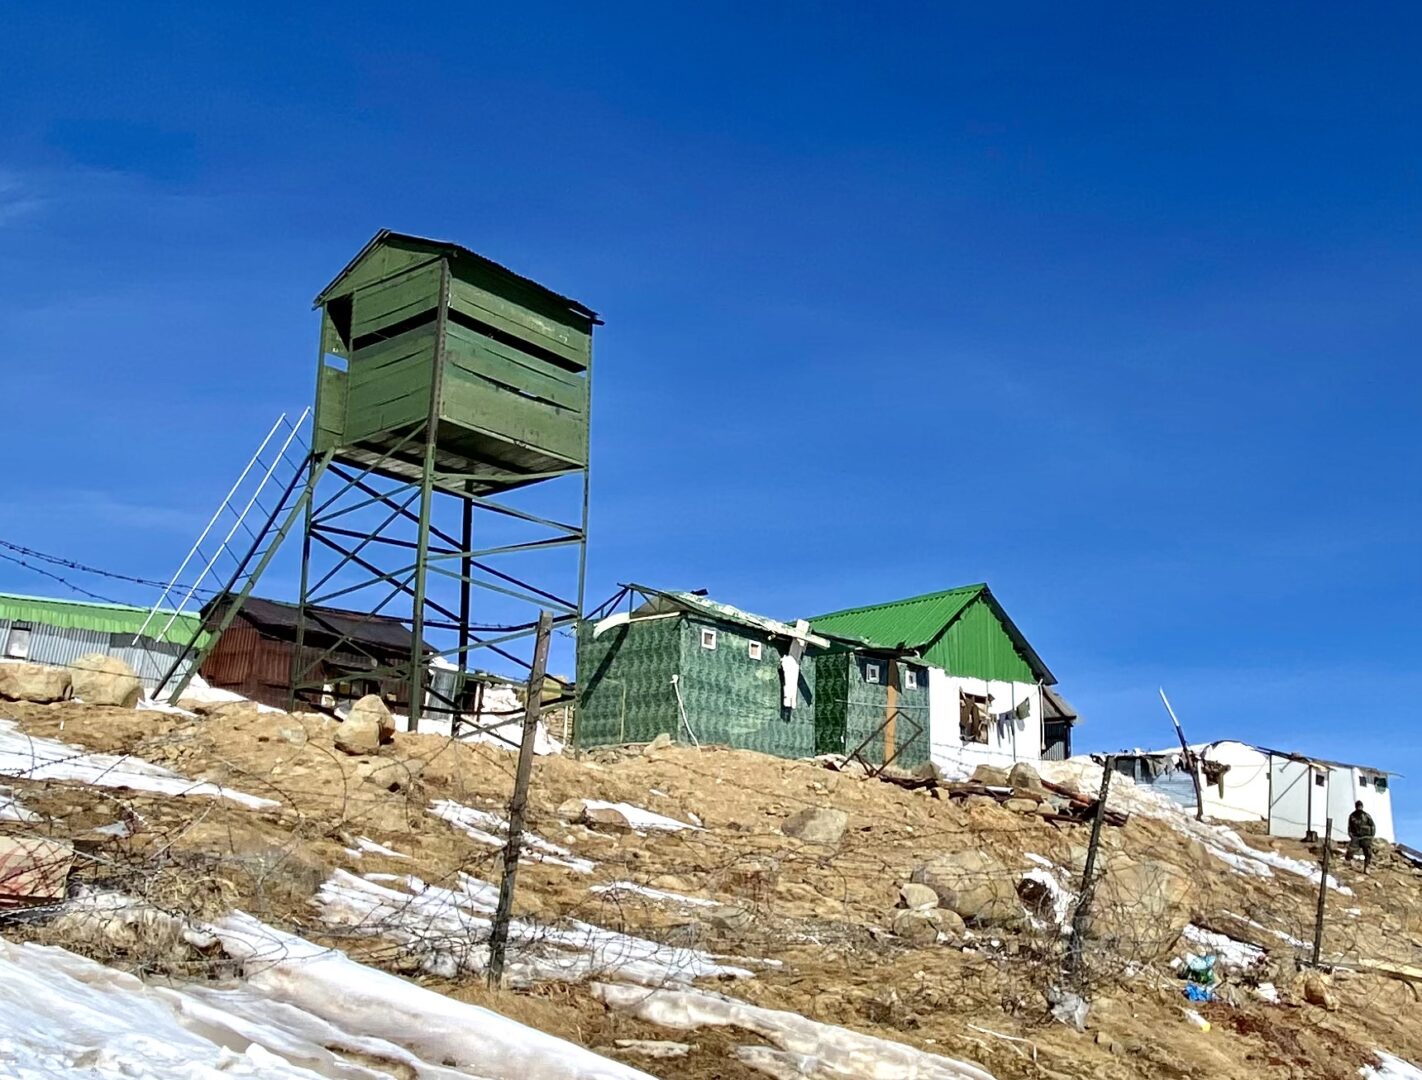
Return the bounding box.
[905,669,918,690]
[864,661,882,685]
[325,294,353,351]
[700,629,717,650]
[747,641,763,661]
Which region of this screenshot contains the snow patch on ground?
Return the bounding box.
[594,982,997,1080]
[0,717,278,810]
[591,881,718,908]
[209,909,655,1080]
[0,782,40,822]
[1362,1052,1422,1079]
[316,869,751,985]
[344,836,409,860]
[1041,758,1352,895]
[430,799,595,873]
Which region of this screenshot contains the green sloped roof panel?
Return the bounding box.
[0,593,209,649]
[809,585,986,649]
[810,584,1054,685]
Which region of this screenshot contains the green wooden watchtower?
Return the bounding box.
[296,231,598,721]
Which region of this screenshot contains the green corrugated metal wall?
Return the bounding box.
[575,613,819,756]
[923,597,1037,684]
[575,616,682,745]
[676,616,818,758]
[812,653,930,768]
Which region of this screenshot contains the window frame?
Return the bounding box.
[747,640,763,661]
[700,628,717,651]
[3,624,32,660]
[904,668,918,690]
[864,661,882,685]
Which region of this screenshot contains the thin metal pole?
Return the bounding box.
[457,484,473,735]
[487,610,553,988]
[1159,688,1206,822]
[1066,754,1115,980]
[288,453,320,713]
[1312,818,1332,966]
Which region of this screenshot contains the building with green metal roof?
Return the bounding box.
[0,592,209,690]
[575,585,932,769]
[811,584,1077,770]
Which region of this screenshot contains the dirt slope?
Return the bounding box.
[2,697,1420,1080]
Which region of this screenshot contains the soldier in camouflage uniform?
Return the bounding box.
[1346,800,1376,873]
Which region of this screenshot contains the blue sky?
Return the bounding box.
[1,6,1419,830]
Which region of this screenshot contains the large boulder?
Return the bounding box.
[1007,762,1047,795]
[781,806,848,846]
[69,654,143,708]
[912,850,1026,927]
[0,663,71,704]
[1085,859,1193,958]
[334,694,394,755]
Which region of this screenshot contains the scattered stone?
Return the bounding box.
[642,732,674,757]
[781,806,848,846]
[0,662,72,704]
[914,761,945,782]
[1298,970,1339,1011]
[1003,798,1042,815]
[970,764,1011,787]
[936,908,967,941]
[581,805,634,830]
[0,836,75,903]
[334,694,394,755]
[722,854,780,895]
[706,904,754,932]
[891,907,943,946]
[69,654,143,708]
[1094,1033,1126,1056]
[556,798,587,820]
[899,882,940,911]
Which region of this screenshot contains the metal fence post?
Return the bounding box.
[486,610,553,988]
[1066,754,1115,980]
[1312,818,1333,967]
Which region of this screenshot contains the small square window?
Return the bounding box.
[700,629,717,650]
[1375,776,1389,792]
[747,641,763,661]
[864,661,881,684]
[1314,771,1326,787]
[4,626,31,660]
[904,669,918,690]
[1358,775,1370,789]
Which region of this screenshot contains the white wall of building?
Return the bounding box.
[1197,741,1272,822]
[1265,755,1394,843]
[928,668,1044,777]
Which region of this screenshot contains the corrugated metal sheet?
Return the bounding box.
[0,592,207,649]
[0,620,195,690]
[811,586,984,651]
[811,585,1054,685]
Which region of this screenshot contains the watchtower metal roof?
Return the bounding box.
[313,230,601,323]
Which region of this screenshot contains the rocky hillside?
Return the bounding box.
[1,660,1421,1079]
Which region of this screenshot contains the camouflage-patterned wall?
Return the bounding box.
[676,616,819,759]
[575,615,682,745]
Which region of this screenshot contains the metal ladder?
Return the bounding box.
[136,411,329,702]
